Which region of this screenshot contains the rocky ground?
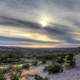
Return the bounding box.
[28,54,80,80]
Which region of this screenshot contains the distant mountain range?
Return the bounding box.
[0,45,79,52]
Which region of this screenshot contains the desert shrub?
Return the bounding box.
[22,64,30,70]
[56,56,65,64]
[68,59,75,68]
[32,61,38,66]
[0,73,6,80]
[0,69,6,80]
[41,60,46,64]
[44,63,63,74]
[0,68,8,74]
[66,54,76,67]
[34,75,48,80]
[67,54,74,61]
[12,74,18,80]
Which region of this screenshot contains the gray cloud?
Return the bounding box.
[0,0,80,47]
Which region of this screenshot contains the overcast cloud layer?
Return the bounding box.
[0,0,80,48]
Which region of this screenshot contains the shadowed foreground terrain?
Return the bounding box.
[0,47,79,80]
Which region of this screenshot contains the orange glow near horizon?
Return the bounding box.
[1,44,60,48]
[22,45,58,48]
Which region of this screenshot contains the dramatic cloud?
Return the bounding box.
[0,0,80,48]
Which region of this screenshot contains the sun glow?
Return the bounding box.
[38,16,49,27]
[39,20,48,27]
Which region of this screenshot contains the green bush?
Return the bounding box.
[12,74,18,80]
[0,73,6,80]
[67,54,74,61]
[56,57,64,63]
[44,77,48,80]
[34,75,48,80]
[66,54,76,67]
[22,64,30,70]
[0,69,7,80]
[32,61,38,66]
[44,63,63,74]
[42,60,46,64]
[68,59,75,67]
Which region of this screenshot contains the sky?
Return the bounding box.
[0,0,80,48]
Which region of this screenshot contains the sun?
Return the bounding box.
[38,16,49,27]
[39,20,48,27]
